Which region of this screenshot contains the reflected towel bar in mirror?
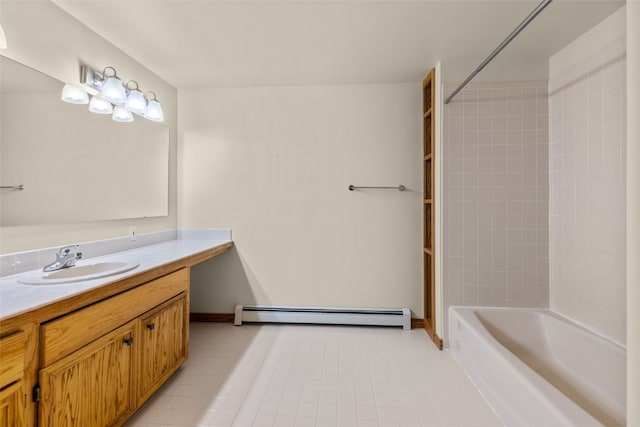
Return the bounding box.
[0,185,24,190]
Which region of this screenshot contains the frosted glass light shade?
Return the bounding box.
[144,99,164,122]
[125,89,147,114]
[61,84,89,104]
[112,105,134,122]
[88,96,113,114]
[101,76,126,105]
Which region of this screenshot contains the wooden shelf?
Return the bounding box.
[422,67,439,349]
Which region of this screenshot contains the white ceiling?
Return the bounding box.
[52,0,623,89]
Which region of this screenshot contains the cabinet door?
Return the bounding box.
[39,321,136,427]
[0,382,24,426]
[139,294,187,403]
[0,330,25,427]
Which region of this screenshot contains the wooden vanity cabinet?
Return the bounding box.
[0,331,26,426]
[39,321,136,426]
[0,240,233,427]
[37,268,190,427]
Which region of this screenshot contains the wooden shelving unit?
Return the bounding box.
[422,69,441,349]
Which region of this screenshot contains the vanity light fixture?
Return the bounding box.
[143,91,164,122]
[59,63,165,123]
[61,84,90,104]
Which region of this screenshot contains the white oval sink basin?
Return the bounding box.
[18,261,139,285]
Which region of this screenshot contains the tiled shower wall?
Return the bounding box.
[443,81,550,342]
[549,38,626,345]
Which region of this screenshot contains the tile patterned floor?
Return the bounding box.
[125,323,502,427]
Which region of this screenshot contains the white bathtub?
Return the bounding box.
[449,307,626,427]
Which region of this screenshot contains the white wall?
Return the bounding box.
[442,58,550,84]
[549,7,626,77]
[0,1,177,254]
[179,84,423,316]
[627,1,639,424]
[548,8,627,345]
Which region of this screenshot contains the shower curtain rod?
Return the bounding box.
[444,0,553,104]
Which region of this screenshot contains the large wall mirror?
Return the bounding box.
[0,56,169,226]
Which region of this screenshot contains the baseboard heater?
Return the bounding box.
[234,305,411,330]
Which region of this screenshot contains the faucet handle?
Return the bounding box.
[43,245,82,272]
[58,245,81,257]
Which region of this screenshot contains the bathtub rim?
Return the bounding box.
[448,306,624,427]
[450,306,626,350]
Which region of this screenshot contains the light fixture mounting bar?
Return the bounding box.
[79,64,105,92]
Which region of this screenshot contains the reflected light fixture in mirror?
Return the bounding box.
[60,64,164,123]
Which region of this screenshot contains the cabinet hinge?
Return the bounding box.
[32,384,40,402]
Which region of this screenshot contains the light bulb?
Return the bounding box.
[88,95,113,114]
[61,84,89,104]
[144,99,164,122]
[101,76,127,105]
[125,88,147,114]
[112,105,134,122]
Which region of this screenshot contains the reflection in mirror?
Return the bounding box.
[0,56,169,226]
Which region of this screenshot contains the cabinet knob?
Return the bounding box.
[147,323,155,330]
[123,337,133,346]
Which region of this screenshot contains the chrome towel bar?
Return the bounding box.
[349,185,405,192]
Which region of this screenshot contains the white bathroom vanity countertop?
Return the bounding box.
[0,233,233,322]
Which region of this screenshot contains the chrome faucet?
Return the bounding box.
[43,245,83,272]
